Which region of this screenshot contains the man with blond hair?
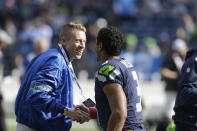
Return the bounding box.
[15,22,90,131]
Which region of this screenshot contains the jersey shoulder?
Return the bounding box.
[96,58,133,81]
[97,60,118,79]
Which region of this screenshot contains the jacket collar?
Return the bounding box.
[58,44,70,65]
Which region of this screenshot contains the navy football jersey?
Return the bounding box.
[173,49,197,129]
[95,58,144,130]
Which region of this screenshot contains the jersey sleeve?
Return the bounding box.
[96,63,123,88]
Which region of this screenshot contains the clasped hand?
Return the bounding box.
[64,105,90,124]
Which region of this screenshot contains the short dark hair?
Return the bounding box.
[97,26,123,56]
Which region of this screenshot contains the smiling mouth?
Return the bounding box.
[76,50,83,55]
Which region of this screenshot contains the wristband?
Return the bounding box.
[89,107,97,119]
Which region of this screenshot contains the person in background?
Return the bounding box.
[23,37,49,69]
[15,22,90,131]
[0,29,13,131]
[160,38,188,120]
[173,48,197,131]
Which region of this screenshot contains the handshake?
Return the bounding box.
[64,105,91,124]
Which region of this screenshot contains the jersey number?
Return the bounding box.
[131,71,142,112]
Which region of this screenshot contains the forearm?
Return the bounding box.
[27,91,65,114]
[161,68,178,79]
[107,112,126,131]
[26,90,66,114]
[103,83,127,131]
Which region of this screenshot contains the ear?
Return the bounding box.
[60,36,66,43]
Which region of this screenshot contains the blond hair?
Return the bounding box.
[60,22,86,40]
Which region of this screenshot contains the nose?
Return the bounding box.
[80,40,86,49]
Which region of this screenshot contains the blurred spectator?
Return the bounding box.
[0,29,13,131]
[160,38,188,120]
[158,31,171,57]
[12,37,49,82]
[17,21,34,55]
[139,0,162,15]
[23,37,49,68]
[122,35,161,81]
[121,33,138,65]
[4,18,17,42]
[113,0,138,17]
[182,13,195,37]
[17,0,39,21]
[30,17,53,47]
[175,27,186,40]
[17,17,53,55]
[12,54,24,82]
[143,37,161,80]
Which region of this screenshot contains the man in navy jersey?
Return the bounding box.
[173,49,197,131]
[93,26,145,131]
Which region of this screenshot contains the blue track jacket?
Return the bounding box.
[15,45,73,131]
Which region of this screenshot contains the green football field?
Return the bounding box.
[6,115,157,131]
[6,115,100,131]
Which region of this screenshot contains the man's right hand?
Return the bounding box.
[64,107,90,124]
[75,105,90,113]
[75,105,97,119]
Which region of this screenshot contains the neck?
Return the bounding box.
[66,50,73,62]
[101,55,119,62]
[60,44,72,62]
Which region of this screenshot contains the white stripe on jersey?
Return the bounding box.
[95,71,107,82]
[109,69,120,80]
[120,59,133,68]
